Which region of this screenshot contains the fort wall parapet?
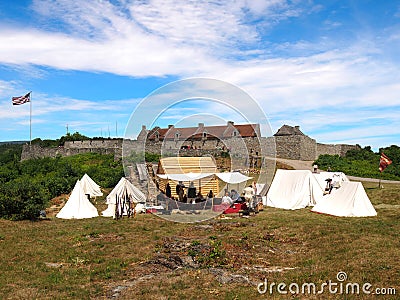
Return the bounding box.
[21,125,360,162]
[21,139,123,161]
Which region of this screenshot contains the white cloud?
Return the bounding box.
[0,79,18,96]
[0,87,142,140]
[129,0,259,48]
[0,0,318,77]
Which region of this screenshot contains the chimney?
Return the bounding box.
[227,121,234,126]
[198,123,204,128]
[168,125,174,129]
[294,126,300,130]
[141,125,146,130]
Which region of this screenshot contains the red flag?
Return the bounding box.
[12,92,31,105]
[379,153,392,172]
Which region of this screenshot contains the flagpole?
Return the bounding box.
[29,91,32,146]
[379,172,382,189]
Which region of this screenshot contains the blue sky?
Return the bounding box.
[0,0,399,151]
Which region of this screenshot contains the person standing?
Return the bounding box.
[187,182,196,203]
[176,181,185,198]
[243,185,255,209]
[166,182,172,198]
[178,185,184,202]
[252,181,258,195]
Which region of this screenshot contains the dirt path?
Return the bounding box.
[273,158,314,171]
[346,176,400,184]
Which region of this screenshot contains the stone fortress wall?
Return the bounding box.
[21,140,123,161]
[21,124,359,162]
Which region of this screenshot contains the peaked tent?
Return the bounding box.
[81,173,103,197]
[56,180,99,219]
[266,169,323,210]
[311,181,377,217]
[102,177,146,217]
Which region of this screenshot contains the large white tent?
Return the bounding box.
[311,181,377,217]
[81,173,103,197]
[56,180,99,219]
[101,177,146,217]
[266,169,323,210]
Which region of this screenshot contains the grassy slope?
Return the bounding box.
[0,182,399,299]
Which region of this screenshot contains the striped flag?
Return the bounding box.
[379,153,392,172]
[12,92,31,105]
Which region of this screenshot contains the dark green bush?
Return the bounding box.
[0,177,49,220]
[0,148,123,220]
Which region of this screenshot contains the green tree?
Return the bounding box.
[58,132,90,146]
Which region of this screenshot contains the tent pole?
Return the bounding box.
[115,194,118,220]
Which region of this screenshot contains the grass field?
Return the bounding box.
[1,181,399,299]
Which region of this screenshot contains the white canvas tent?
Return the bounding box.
[101,177,146,217]
[56,180,99,219]
[266,169,323,210]
[81,173,103,197]
[311,181,377,217]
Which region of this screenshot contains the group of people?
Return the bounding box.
[164,181,207,203]
[221,182,258,208]
[164,180,259,208]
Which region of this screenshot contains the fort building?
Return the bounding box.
[21,123,359,163]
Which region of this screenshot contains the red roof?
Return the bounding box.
[147,123,259,140]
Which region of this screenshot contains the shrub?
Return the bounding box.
[314,145,400,180]
[0,177,49,220]
[0,151,123,220]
